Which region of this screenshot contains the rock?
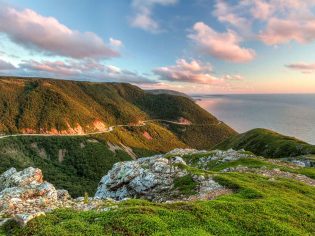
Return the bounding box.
[14,212,45,227]
[0,167,70,223]
[57,190,71,201]
[95,150,223,202]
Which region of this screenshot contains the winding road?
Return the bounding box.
[0,119,222,140]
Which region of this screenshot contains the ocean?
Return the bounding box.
[195,94,315,144]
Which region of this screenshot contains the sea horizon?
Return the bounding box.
[196,93,315,145]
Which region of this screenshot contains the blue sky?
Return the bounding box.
[0,0,315,94]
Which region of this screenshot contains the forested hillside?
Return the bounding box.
[0,77,236,149]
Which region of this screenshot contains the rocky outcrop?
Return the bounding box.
[0,167,125,226]
[0,167,67,225]
[95,149,226,202]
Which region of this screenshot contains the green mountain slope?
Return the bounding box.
[0,76,236,149]
[0,76,237,197]
[215,128,315,158]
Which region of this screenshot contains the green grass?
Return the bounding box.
[173,174,198,196]
[216,128,315,158]
[3,171,314,236]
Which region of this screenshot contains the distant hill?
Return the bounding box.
[215,128,315,158]
[0,76,236,149]
[145,89,193,100]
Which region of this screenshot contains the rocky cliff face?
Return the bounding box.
[95,149,228,202]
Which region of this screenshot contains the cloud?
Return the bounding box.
[259,18,315,45]
[0,6,119,59]
[19,59,155,84]
[0,59,16,70]
[222,74,244,81]
[109,38,123,47]
[213,1,252,34]
[130,0,178,33]
[153,59,244,84]
[154,59,216,84]
[188,22,255,63]
[285,62,315,73]
[212,1,315,45]
[251,0,273,20]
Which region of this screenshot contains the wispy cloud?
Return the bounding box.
[109,38,123,47]
[0,6,119,59]
[213,1,252,35]
[286,62,315,74]
[188,22,255,63]
[130,0,178,33]
[18,59,155,84]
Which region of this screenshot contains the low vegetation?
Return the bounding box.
[3,161,314,235]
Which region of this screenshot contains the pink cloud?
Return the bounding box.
[153,59,217,84]
[19,59,154,84]
[153,59,245,84]
[188,22,255,63]
[213,1,252,33]
[259,18,315,45]
[286,62,315,73]
[212,1,315,46]
[0,6,119,59]
[251,1,273,20]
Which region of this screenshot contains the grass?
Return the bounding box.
[3,171,314,235]
[215,128,315,158]
[173,174,198,196]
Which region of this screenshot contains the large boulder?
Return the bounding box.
[95,150,225,202]
[95,155,187,201]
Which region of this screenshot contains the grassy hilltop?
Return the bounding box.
[216,128,315,158]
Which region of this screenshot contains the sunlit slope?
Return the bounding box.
[0,77,236,149]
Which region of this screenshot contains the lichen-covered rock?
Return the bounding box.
[95,155,187,201]
[95,150,225,202]
[0,167,70,226]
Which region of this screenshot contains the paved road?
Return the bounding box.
[0,119,222,140]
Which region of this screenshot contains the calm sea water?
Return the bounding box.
[195,94,315,144]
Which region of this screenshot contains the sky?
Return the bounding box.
[0,0,315,94]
